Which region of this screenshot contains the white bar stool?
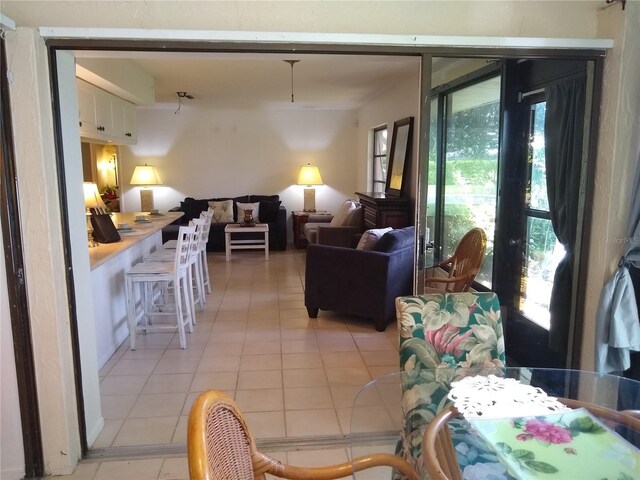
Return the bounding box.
[146,218,207,313]
[125,225,197,350]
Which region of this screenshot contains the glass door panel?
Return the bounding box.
[427,97,437,241]
[442,76,501,287]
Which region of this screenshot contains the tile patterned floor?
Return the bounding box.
[57,248,401,479]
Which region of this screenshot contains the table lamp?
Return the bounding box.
[297,163,323,212]
[83,182,106,247]
[130,164,161,212]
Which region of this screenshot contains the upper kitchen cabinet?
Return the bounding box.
[75,57,155,145]
[77,78,138,145]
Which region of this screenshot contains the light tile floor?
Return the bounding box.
[56,248,401,479]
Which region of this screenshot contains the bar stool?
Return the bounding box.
[125,225,197,350]
[146,217,207,313]
[162,210,213,296]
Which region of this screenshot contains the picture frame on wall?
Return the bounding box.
[385,116,413,197]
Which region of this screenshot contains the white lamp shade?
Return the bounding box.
[83,182,106,210]
[297,164,323,186]
[130,164,161,186]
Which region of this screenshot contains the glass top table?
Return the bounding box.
[349,368,640,479]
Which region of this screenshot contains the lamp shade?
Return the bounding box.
[130,164,161,186]
[83,182,106,210]
[297,164,323,186]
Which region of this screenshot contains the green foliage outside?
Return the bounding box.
[427,159,497,188]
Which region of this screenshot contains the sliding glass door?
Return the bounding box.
[422,58,600,368]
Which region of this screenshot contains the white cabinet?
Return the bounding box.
[77,78,137,144]
[111,97,137,142]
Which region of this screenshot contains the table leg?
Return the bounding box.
[265,230,269,261]
[225,231,231,261]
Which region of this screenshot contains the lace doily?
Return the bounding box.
[447,374,570,419]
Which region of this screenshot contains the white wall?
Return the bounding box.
[356,70,421,208]
[5,28,81,475]
[0,224,25,480]
[119,103,359,235]
[582,2,640,369]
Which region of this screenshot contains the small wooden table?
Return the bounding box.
[292,210,331,248]
[224,223,269,261]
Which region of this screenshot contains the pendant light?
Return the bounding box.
[175,91,195,114]
[283,60,300,103]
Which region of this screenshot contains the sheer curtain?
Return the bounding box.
[595,156,640,373]
[544,76,586,354]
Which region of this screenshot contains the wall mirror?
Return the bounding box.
[385,116,413,197]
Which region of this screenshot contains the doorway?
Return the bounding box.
[425,57,600,368]
[42,38,604,454]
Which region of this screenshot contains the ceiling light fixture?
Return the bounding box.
[283,60,300,103]
[175,91,195,115]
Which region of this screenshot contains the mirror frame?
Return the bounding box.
[385,116,414,197]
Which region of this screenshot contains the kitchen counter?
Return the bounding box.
[89,212,183,270]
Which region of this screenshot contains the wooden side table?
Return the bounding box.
[224,223,269,261]
[292,211,330,248]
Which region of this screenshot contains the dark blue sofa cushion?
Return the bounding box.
[373,225,415,253]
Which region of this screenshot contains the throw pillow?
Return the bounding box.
[356,227,392,250]
[329,200,357,227]
[236,202,260,223]
[207,200,234,223]
[258,200,281,223]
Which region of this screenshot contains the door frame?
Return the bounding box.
[40,32,606,455]
[1,37,45,478]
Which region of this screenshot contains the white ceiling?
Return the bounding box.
[75,51,422,109]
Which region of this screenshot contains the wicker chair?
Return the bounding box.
[187,390,419,480]
[424,227,487,293]
[423,399,640,480]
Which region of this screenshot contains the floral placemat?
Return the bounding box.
[467,408,640,479]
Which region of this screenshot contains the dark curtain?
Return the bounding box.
[544,76,586,353]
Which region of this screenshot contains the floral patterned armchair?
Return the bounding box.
[394,292,512,480]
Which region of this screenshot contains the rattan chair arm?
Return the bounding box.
[424,271,477,285]
[559,398,640,430]
[427,257,455,270]
[422,406,462,480]
[422,400,640,480]
[256,452,418,480]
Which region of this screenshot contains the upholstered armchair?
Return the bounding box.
[305,226,415,331]
[393,292,508,479]
[304,199,365,247]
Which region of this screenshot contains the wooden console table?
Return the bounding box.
[355,192,410,229]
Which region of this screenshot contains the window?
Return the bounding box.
[371,126,388,193]
[520,101,563,329]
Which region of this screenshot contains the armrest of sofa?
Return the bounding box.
[305,244,393,291]
[316,225,362,248]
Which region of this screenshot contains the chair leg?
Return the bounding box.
[194,259,206,310]
[175,276,187,349]
[186,265,197,326]
[374,318,387,332]
[200,250,212,294]
[183,272,195,334]
[126,276,137,350]
[306,306,319,318]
